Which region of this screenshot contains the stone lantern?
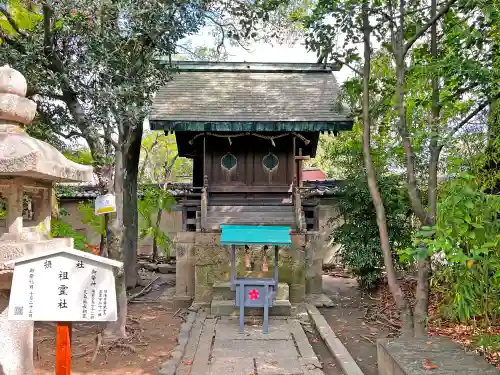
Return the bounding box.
[0,66,93,374]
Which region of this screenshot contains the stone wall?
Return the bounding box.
[174,232,309,306]
[59,200,182,256]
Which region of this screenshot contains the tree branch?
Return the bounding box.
[0,7,27,37]
[442,98,495,145]
[0,29,26,53]
[403,0,458,56]
[332,56,363,76]
[53,129,84,139]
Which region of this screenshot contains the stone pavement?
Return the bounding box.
[177,315,325,375]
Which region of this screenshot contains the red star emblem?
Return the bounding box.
[248,289,260,301]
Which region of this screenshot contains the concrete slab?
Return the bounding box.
[256,357,303,375]
[182,315,325,375]
[209,357,255,375]
[212,338,298,358]
[216,318,292,340]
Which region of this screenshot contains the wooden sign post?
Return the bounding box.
[6,248,123,375]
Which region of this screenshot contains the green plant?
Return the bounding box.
[77,201,105,236]
[0,197,6,220]
[401,173,500,325]
[50,217,89,251]
[138,186,175,258]
[332,174,414,289]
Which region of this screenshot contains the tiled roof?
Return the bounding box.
[55,183,194,199]
[150,62,351,129]
[55,181,344,200]
[303,168,327,181]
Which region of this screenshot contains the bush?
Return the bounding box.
[422,174,500,324]
[51,217,89,251]
[332,174,414,289]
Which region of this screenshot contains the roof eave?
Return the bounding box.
[149,120,354,132]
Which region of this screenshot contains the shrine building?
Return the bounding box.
[150,61,353,312]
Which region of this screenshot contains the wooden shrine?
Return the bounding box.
[150,61,353,313]
[150,61,353,233]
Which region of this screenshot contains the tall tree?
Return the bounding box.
[285,0,499,336]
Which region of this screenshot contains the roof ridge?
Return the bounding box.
[161,60,341,73]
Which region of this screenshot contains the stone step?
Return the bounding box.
[208,205,294,212]
[206,217,295,228]
[210,299,292,317]
[212,281,290,301]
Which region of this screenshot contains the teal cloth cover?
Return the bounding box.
[220,225,292,246]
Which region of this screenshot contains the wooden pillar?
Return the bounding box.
[7,181,23,234]
[55,322,72,375]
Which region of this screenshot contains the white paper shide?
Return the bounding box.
[7,249,121,322]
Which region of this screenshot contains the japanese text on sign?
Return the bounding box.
[8,252,117,322]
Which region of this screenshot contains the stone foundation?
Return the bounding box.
[174,232,312,306]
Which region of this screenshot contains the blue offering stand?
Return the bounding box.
[220,225,292,334]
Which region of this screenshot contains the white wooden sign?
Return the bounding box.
[95,193,116,215]
[6,248,123,322]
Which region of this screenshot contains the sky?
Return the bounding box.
[183,31,353,84]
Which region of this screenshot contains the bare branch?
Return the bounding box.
[442,99,494,145]
[0,7,27,37]
[332,56,363,76]
[53,130,84,139]
[403,0,458,56]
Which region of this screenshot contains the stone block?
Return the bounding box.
[194,244,230,266]
[210,300,234,316]
[256,357,303,375]
[377,337,498,375]
[194,232,220,246]
[289,283,306,304]
[208,357,255,375]
[173,295,193,309]
[158,264,176,274]
[176,231,196,244]
[211,281,235,301]
[211,299,292,317]
[212,281,289,301]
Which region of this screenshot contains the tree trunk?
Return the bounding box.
[104,148,127,339]
[152,209,163,262]
[413,0,439,337]
[361,1,413,336]
[121,120,143,288]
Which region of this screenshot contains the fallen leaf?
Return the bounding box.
[423,364,438,370]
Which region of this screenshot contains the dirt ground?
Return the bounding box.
[320,274,393,375]
[34,293,181,374]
